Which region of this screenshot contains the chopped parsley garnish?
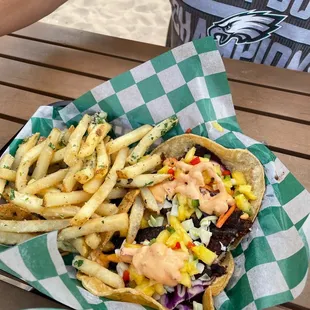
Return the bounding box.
[74,260,84,268]
[102,220,105,224]
[9,189,15,200]
[48,142,56,150]
[144,181,153,186]
[2,165,10,169]
[25,197,29,202]
[59,139,67,147]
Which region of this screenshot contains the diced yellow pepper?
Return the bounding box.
[156,230,171,244]
[158,165,170,174]
[191,245,217,265]
[213,165,222,176]
[178,204,186,222]
[177,193,188,206]
[154,283,165,295]
[235,194,252,215]
[199,157,210,162]
[179,241,189,254]
[202,170,212,184]
[237,185,257,200]
[181,261,199,276]
[179,272,192,288]
[166,232,181,248]
[184,147,196,163]
[129,265,145,285]
[137,284,155,296]
[140,217,149,229]
[223,178,233,191]
[170,216,192,244]
[232,171,247,185]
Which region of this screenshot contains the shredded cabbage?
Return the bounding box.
[171,196,179,216]
[193,301,203,310]
[148,215,164,227]
[181,219,194,232]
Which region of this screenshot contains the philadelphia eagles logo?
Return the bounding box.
[207,10,287,46]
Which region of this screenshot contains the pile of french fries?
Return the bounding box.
[0,112,177,291]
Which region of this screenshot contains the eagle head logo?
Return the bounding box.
[207,10,287,46]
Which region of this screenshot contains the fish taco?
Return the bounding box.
[76,133,265,309]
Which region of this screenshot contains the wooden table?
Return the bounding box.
[0,22,309,310]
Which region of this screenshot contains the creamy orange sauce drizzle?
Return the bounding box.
[150,161,234,215]
[120,243,188,286]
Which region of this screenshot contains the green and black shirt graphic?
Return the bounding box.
[167,0,310,72]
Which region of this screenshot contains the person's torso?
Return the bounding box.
[168,0,310,72]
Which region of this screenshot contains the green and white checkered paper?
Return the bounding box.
[0,37,309,310]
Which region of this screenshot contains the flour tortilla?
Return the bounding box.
[80,134,265,309]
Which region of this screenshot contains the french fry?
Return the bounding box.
[59,125,75,148]
[41,205,81,219]
[0,219,70,233]
[12,133,40,170]
[106,188,127,200]
[57,240,78,253]
[72,255,124,289]
[32,128,61,180]
[96,203,118,216]
[85,233,102,250]
[95,140,110,178]
[44,191,92,208]
[0,203,37,220]
[116,174,170,188]
[71,148,128,226]
[58,213,128,240]
[106,125,152,155]
[78,123,111,158]
[70,237,89,257]
[127,196,144,243]
[117,154,162,179]
[0,168,16,181]
[64,114,91,167]
[128,116,178,164]
[21,169,68,195]
[83,176,104,194]
[0,154,14,194]
[16,141,46,190]
[37,187,61,197]
[74,152,96,184]
[0,231,37,245]
[51,147,66,164]
[101,190,140,247]
[140,187,160,214]
[5,187,43,214]
[63,159,83,192]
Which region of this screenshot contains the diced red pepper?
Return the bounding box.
[173,242,181,250]
[123,270,130,282]
[168,168,175,175]
[187,242,195,249]
[185,128,192,133]
[222,169,231,176]
[190,157,201,165]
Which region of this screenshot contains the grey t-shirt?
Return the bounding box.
[168,0,310,72]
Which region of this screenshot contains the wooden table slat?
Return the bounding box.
[12,22,310,96]
[13,22,165,62]
[236,110,310,157]
[0,119,23,149]
[1,36,309,124]
[0,57,102,99]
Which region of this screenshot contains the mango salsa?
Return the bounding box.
[237,185,257,200]
[179,272,191,288]
[156,230,170,244]
[184,147,196,163]
[191,245,217,265]
[235,194,252,215]
[202,170,212,184]
[136,280,156,296]
[232,171,246,185]
[181,261,199,276]
[170,216,192,244]
[129,265,145,285]
[154,283,165,295]
[158,165,170,174]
